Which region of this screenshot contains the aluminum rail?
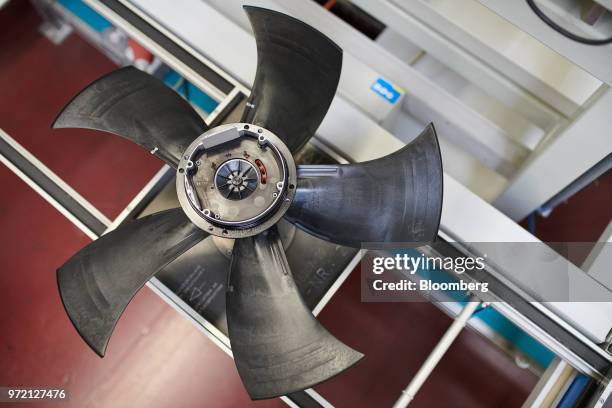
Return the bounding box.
[393,299,482,407]
[0,129,110,239]
[429,237,612,380]
[80,0,247,102]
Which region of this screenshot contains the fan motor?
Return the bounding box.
[176,123,297,238]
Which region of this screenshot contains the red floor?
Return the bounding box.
[528,171,611,244]
[0,3,283,407]
[0,165,285,408]
[315,271,536,408]
[0,1,161,219]
[520,170,612,266]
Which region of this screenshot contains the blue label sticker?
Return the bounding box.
[371,78,403,104]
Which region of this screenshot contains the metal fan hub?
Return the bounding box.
[176,123,297,239]
[214,159,258,200]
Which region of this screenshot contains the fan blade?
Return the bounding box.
[241,6,342,153]
[227,227,363,400]
[57,208,207,357]
[285,124,443,247]
[154,236,232,334]
[53,66,207,168]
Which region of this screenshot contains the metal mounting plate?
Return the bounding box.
[176,123,297,238]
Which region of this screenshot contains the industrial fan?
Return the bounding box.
[53,6,443,400]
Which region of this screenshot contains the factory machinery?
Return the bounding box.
[3,0,611,406]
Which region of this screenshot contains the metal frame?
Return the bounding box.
[31,0,73,45]
[584,221,612,289]
[495,86,612,220]
[392,299,483,407]
[334,0,611,221]
[64,0,247,102]
[365,0,601,114]
[522,358,577,408]
[351,0,563,130]
[520,227,612,407]
[0,129,109,239]
[124,0,611,227]
[1,116,340,408]
[83,0,612,373]
[8,0,612,405]
[125,0,532,194]
[425,236,612,380]
[479,0,612,87]
[244,0,530,177]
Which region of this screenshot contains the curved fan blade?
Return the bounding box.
[227,227,363,400]
[53,66,207,168]
[241,6,342,153]
[154,236,232,334]
[58,209,207,357]
[285,124,443,247]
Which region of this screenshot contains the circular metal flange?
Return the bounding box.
[211,220,298,259]
[176,123,297,238]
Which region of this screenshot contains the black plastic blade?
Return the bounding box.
[241,6,342,153]
[226,227,363,400]
[154,237,232,334]
[57,209,207,357]
[285,124,443,247]
[53,66,207,168]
